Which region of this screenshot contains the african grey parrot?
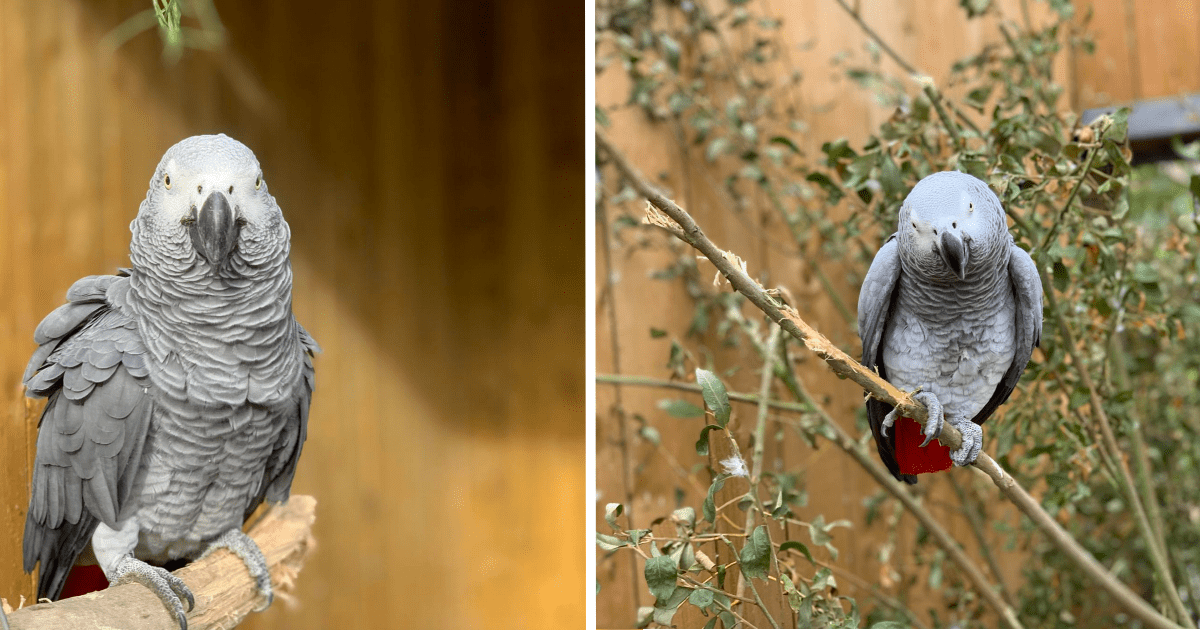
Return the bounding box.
[22,134,317,628]
[858,171,1042,484]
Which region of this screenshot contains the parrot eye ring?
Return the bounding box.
[163,174,171,189]
[255,175,262,190]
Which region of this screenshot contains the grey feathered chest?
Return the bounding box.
[112,262,306,559]
[881,248,1018,420]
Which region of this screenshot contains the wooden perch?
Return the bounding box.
[596,129,1184,629]
[4,496,316,630]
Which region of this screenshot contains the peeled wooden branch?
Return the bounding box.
[596,129,1182,629]
[5,496,317,630]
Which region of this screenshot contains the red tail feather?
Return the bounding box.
[57,564,108,599]
[895,416,953,476]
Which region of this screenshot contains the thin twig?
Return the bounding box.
[597,184,642,612]
[1110,335,1170,559]
[721,535,781,629]
[737,325,783,609]
[596,128,1183,629]
[1042,271,1191,624]
[949,474,1018,611]
[829,0,982,136]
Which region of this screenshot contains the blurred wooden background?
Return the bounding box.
[0,1,583,628]
[596,0,1200,626]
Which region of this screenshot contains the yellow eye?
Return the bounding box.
[164,173,172,189]
[255,174,262,190]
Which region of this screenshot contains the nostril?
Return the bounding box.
[228,185,234,194]
[952,222,957,228]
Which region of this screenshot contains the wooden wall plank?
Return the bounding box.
[1133,0,1200,98]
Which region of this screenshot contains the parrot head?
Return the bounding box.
[133,134,286,274]
[896,171,1007,282]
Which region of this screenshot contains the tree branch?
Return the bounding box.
[596,128,1183,629]
[5,496,317,630]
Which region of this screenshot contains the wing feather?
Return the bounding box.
[857,236,917,484]
[23,274,154,600]
[970,243,1043,425]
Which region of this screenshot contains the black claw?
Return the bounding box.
[919,435,934,448]
[177,611,189,630]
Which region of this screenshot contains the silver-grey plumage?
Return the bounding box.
[857,171,1042,483]
[23,135,317,617]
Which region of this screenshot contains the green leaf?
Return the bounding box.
[649,327,668,338]
[689,587,715,608]
[871,622,908,629]
[781,573,803,611]
[780,540,815,564]
[639,425,661,445]
[706,136,730,162]
[812,566,835,591]
[658,398,705,419]
[672,506,696,529]
[1104,107,1130,142]
[1052,260,1069,293]
[659,34,681,72]
[696,424,723,456]
[652,586,691,626]
[739,525,772,579]
[770,135,801,154]
[703,474,729,523]
[595,105,610,128]
[604,503,624,531]
[644,555,678,601]
[597,533,626,551]
[1190,173,1200,200]
[696,368,732,427]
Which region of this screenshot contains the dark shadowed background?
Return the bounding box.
[0,1,583,628]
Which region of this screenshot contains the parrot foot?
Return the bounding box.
[109,556,194,630]
[911,391,945,448]
[946,416,983,467]
[203,529,273,611]
[880,407,899,437]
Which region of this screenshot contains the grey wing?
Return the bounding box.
[971,243,1043,425]
[22,275,155,600]
[858,235,900,370]
[247,321,318,519]
[857,236,915,483]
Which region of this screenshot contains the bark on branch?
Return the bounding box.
[596,129,1182,629]
[4,496,317,630]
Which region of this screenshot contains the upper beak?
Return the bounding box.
[188,191,240,267]
[939,230,968,281]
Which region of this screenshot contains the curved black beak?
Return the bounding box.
[939,231,968,280]
[188,191,239,267]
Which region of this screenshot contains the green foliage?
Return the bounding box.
[598,0,1200,626]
